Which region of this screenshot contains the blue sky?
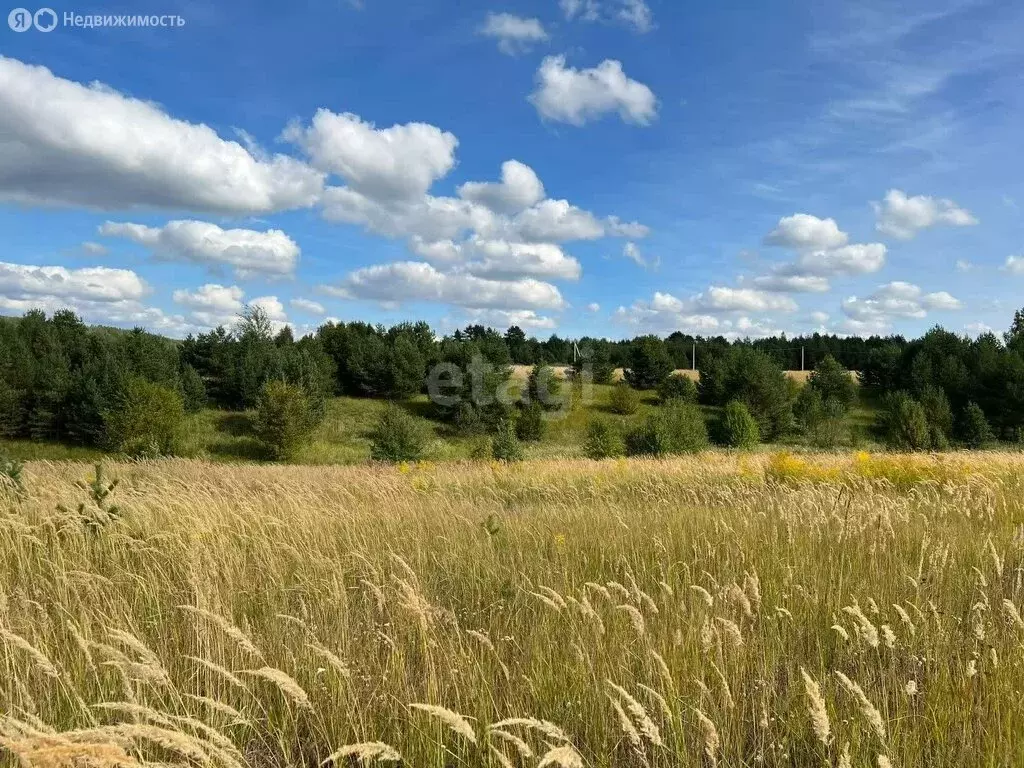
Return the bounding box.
[2,0,1023,340]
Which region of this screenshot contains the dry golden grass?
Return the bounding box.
[1,451,1023,767]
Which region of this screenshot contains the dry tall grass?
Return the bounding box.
[1,452,1022,767]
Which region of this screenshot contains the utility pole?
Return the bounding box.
[692,343,696,371]
[801,346,805,372]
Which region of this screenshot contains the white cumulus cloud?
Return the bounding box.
[458,160,545,214]
[0,56,323,214]
[325,261,566,311]
[0,261,148,303]
[873,189,978,240]
[291,297,326,315]
[764,214,849,250]
[561,0,653,32]
[479,13,548,55]
[172,283,245,313]
[464,308,558,330]
[842,281,964,326]
[283,109,458,201]
[1004,255,1024,274]
[530,56,658,126]
[99,220,300,278]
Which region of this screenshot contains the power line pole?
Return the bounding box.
[801,346,805,372]
[692,343,696,371]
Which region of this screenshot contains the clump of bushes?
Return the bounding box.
[807,355,857,409]
[794,387,849,449]
[919,385,953,449]
[370,404,427,462]
[624,336,674,390]
[526,364,563,410]
[254,380,321,460]
[959,401,993,448]
[657,373,697,404]
[515,402,546,442]
[879,391,931,451]
[720,400,759,449]
[583,419,625,460]
[492,420,524,463]
[105,378,186,458]
[609,383,640,415]
[573,345,615,385]
[0,451,24,496]
[699,347,792,440]
[626,401,708,457]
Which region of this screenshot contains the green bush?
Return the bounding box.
[574,345,615,385]
[721,400,760,449]
[624,336,674,390]
[812,398,849,449]
[959,401,993,448]
[626,401,708,457]
[254,380,319,460]
[583,419,625,460]
[370,404,427,462]
[515,402,546,442]
[104,378,186,457]
[709,348,793,439]
[469,437,493,460]
[179,364,207,413]
[919,385,953,446]
[491,420,524,463]
[657,373,697,404]
[609,382,640,415]
[527,364,563,410]
[0,452,24,496]
[879,391,931,451]
[452,401,484,435]
[808,355,857,409]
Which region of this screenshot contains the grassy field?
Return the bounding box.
[1,452,1023,767]
[0,383,881,466]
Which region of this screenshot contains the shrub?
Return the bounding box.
[574,345,615,385]
[661,401,709,454]
[583,419,625,460]
[370,404,427,462]
[920,385,953,447]
[959,401,994,448]
[452,401,484,435]
[879,391,930,451]
[794,385,823,434]
[515,402,546,442]
[0,452,24,496]
[527,364,563,410]
[626,401,707,457]
[721,400,760,449]
[808,355,857,409]
[105,378,185,457]
[624,336,674,390]
[657,373,697,404]
[711,348,793,439]
[921,387,950,448]
[491,420,524,463]
[469,437,492,460]
[254,380,318,460]
[810,397,849,449]
[179,364,207,414]
[609,382,640,415]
